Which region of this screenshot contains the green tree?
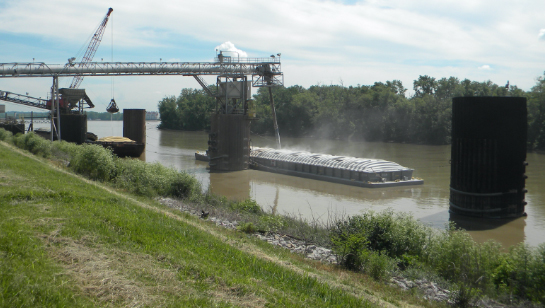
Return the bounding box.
[528,74,545,150]
[157,89,215,130]
[413,75,438,98]
[176,89,215,130]
[157,96,181,129]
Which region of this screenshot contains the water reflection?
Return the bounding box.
[209,170,250,201]
[450,212,527,248]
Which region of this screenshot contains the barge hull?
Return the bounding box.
[250,162,423,188]
[93,141,145,158]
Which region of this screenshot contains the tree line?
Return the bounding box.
[158,75,545,150]
[86,111,123,121]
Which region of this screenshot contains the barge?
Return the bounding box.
[195,150,210,162]
[196,147,423,188]
[93,136,145,158]
[249,147,423,188]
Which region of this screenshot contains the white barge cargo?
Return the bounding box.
[249,147,423,188]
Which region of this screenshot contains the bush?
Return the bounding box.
[330,210,431,263]
[112,158,201,199]
[423,227,503,292]
[12,132,51,157]
[331,209,545,305]
[257,215,287,233]
[0,128,13,142]
[230,199,262,214]
[168,171,202,200]
[331,230,369,270]
[359,249,398,281]
[51,140,80,160]
[507,243,545,302]
[238,222,257,234]
[70,144,115,181]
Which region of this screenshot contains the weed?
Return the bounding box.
[230,199,262,214]
[257,215,287,233]
[238,222,257,233]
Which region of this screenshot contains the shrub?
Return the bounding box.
[331,230,369,270]
[330,210,431,263]
[238,222,257,234]
[168,171,202,200]
[257,215,287,233]
[51,140,80,160]
[331,209,545,304]
[70,144,115,181]
[12,132,51,157]
[112,158,201,199]
[0,128,13,142]
[230,199,262,214]
[506,243,545,302]
[359,249,398,281]
[423,227,503,293]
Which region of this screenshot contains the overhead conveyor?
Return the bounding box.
[0,58,283,87]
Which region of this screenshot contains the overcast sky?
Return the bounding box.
[1,0,545,112]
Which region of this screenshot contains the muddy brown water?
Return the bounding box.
[86,120,545,248]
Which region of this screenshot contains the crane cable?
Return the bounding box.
[111,14,114,101]
[106,15,119,114]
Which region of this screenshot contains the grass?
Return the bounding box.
[4,128,545,306]
[3,140,426,307]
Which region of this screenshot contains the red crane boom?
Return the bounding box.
[69,7,113,89]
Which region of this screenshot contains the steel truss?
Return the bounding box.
[0,59,283,87]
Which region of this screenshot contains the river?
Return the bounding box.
[86,120,545,248]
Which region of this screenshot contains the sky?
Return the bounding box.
[1,0,545,112]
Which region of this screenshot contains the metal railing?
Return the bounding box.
[214,57,281,64]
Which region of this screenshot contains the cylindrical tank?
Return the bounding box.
[123,109,146,144]
[208,114,251,171]
[60,113,87,144]
[450,96,527,218]
[0,123,25,135]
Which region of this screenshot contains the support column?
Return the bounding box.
[268,87,281,149]
[50,75,61,141]
[55,75,61,141]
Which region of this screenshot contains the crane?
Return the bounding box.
[68,7,113,89]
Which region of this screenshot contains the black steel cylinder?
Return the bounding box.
[208,114,251,171]
[123,109,146,144]
[450,96,527,218]
[60,113,87,144]
[0,123,25,135]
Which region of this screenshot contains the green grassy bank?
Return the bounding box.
[2,128,545,307]
[0,138,434,307]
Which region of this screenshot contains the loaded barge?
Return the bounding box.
[92,136,145,158]
[197,147,423,188]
